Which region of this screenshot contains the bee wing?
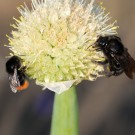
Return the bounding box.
[115,50,135,79]
[8,68,20,93]
[124,51,135,79]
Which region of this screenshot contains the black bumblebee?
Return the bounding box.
[96,35,135,79]
[6,56,29,93]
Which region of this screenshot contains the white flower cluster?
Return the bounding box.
[7,0,118,93]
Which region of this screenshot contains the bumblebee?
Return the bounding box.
[6,56,29,93]
[96,35,135,79]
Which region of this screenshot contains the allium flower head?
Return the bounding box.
[7,0,118,93]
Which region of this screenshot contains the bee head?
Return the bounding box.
[96,36,108,48]
[6,56,21,74]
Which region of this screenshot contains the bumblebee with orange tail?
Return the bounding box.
[6,56,29,93]
[96,36,135,79]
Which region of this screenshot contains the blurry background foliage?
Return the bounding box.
[0,0,135,135]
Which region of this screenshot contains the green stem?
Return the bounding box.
[50,86,78,135]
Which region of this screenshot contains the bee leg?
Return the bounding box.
[96,48,102,51]
[103,64,114,77]
[97,59,108,65]
[105,72,114,77]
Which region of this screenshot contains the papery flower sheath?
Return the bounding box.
[6,0,118,93]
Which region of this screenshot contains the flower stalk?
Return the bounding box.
[51,86,78,135]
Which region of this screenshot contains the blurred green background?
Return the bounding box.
[0,0,135,135]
